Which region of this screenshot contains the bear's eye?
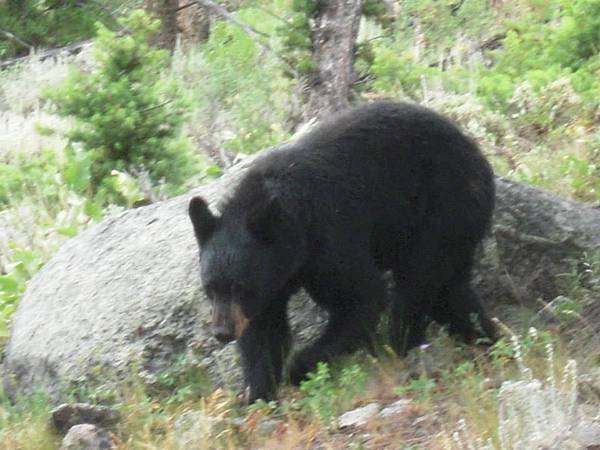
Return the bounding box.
[203,282,224,301]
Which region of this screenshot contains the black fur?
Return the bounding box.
[189,102,497,402]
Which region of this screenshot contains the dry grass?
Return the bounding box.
[0,50,90,159]
[0,322,597,449]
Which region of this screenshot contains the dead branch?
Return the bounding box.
[0,30,34,52]
[193,0,270,39]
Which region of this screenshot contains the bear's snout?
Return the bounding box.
[213,325,235,343]
[211,301,249,343]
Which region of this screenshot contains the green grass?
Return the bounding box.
[2,323,592,449]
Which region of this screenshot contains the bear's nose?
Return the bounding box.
[213,326,235,343]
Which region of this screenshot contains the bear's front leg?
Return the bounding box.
[289,261,387,385]
[237,303,290,403]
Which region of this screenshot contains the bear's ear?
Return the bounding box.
[247,196,282,243]
[189,196,217,244]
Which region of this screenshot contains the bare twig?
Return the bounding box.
[252,5,294,26]
[193,0,270,39]
[176,2,197,13]
[0,40,93,70]
[139,99,173,114]
[449,0,466,15]
[0,29,34,52]
[80,0,122,26]
[183,0,300,79]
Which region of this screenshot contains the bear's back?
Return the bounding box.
[225,102,494,255]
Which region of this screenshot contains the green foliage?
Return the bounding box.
[0,246,44,339]
[298,362,368,425]
[0,389,58,449]
[0,150,58,207]
[151,354,213,404]
[490,338,515,367]
[477,72,518,109]
[395,373,437,401]
[560,153,600,202]
[370,46,434,98]
[547,0,600,70]
[46,10,198,205]
[556,250,600,319]
[396,0,496,59]
[0,146,103,218]
[362,0,388,20]
[482,0,600,108]
[0,145,105,338]
[276,0,316,77]
[0,0,122,59]
[180,9,294,154]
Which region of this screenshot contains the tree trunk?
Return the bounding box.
[305,0,363,121]
[177,1,210,51]
[144,0,179,51]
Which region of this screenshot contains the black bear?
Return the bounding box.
[189,102,497,403]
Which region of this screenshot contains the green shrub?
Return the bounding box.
[394,0,496,61]
[370,46,433,98]
[0,246,44,339]
[507,78,584,137]
[46,10,198,205]
[178,9,295,156]
[276,0,317,77]
[0,146,105,338]
[0,0,122,59]
[481,0,600,107]
[299,362,368,425]
[0,150,58,207]
[549,0,600,70]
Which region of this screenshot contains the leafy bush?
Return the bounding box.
[394,0,497,62]
[506,77,584,138]
[481,0,600,108]
[46,10,198,205]
[370,46,433,99]
[0,150,58,207]
[276,0,318,77]
[299,362,368,425]
[0,246,44,339]
[176,8,296,158]
[0,0,123,59]
[547,0,600,70]
[0,146,105,338]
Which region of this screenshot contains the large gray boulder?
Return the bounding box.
[3,151,600,402]
[3,155,326,402]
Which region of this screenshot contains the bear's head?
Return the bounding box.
[188,193,306,343]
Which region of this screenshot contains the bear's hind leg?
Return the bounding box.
[388,237,456,355]
[434,279,499,344]
[388,276,439,356]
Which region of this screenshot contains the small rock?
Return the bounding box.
[338,403,380,428]
[52,403,120,435]
[229,417,246,428]
[579,368,600,401]
[258,418,283,434]
[173,410,224,447]
[60,424,113,450]
[571,422,600,449]
[379,398,413,419]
